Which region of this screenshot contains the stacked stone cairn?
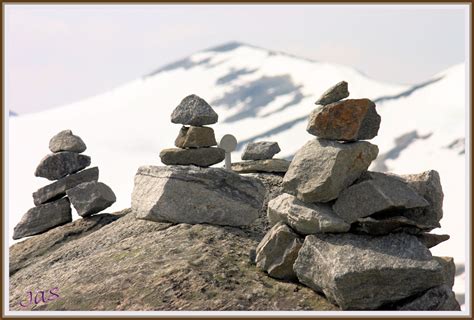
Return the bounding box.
[254,81,460,311]
[132,94,266,227]
[13,130,116,240]
[231,141,291,174]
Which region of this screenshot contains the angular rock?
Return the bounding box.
[417,233,450,249]
[132,165,266,226]
[255,222,303,280]
[434,256,456,288]
[282,139,378,203]
[395,285,460,311]
[49,129,87,153]
[267,193,350,235]
[160,147,225,167]
[294,233,445,310]
[34,152,91,181]
[333,172,429,223]
[66,181,116,217]
[13,198,72,240]
[352,215,432,235]
[171,94,218,126]
[32,167,99,206]
[307,99,381,141]
[174,126,217,148]
[231,159,290,174]
[314,81,349,105]
[241,141,281,160]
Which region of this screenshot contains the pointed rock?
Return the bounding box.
[34,152,91,181]
[67,181,116,217]
[314,81,349,105]
[160,147,225,167]
[231,159,290,173]
[417,233,450,249]
[241,141,281,160]
[171,94,218,126]
[174,126,217,148]
[49,129,87,153]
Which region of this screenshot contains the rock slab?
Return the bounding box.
[160,147,225,167]
[49,129,87,153]
[395,285,460,311]
[34,152,91,181]
[314,81,349,105]
[232,159,290,174]
[67,181,116,217]
[242,142,281,160]
[174,126,217,148]
[171,94,218,126]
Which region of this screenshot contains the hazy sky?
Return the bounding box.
[5,4,468,114]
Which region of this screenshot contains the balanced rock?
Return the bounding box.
[160,147,225,167]
[395,285,460,311]
[255,222,303,280]
[231,159,290,174]
[171,94,218,126]
[314,81,349,105]
[175,126,217,148]
[352,215,432,235]
[13,198,72,240]
[32,167,99,206]
[241,142,281,160]
[34,152,91,181]
[132,165,266,226]
[307,99,381,141]
[333,171,429,223]
[283,139,378,203]
[49,129,87,153]
[66,181,116,217]
[267,193,350,235]
[293,233,445,310]
[417,233,450,249]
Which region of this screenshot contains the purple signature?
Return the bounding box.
[19,287,60,308]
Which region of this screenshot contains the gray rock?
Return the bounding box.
[160,147,225,167]
[34,152,91,181]
[282,139,378,203]
[241,142,281,160]
[293,233,445,310]
[132,165,266,227]
[174,126,217,148]
[314,81,349,105]
[352,215,431,235]
[49,129,87,153]
[395,285,460,311]
[267,193,350,235]
[434,256,456,288]
[255,222,303,280]
[333,172,429,223]
[417,233,450,249]
[232,159,290,174]
[171,94,218,126]
[13,198,72,240]
[66,181,116,217]
[32,167,99,206]
[307,99,381,141]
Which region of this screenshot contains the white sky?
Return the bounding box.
[5,4,468,114]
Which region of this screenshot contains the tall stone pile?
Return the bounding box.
[13,130,116,240]
[254,81,460,311]
[231,141,291,174]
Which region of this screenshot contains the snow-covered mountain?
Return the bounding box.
[8,42,467,304]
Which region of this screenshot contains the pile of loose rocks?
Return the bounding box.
[254,81,460,311]
[231,141,291,174]
[13,130,116,240]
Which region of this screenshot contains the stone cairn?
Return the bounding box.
[13,130,116,240]
[231,141,291,174]
[254,81,460,311]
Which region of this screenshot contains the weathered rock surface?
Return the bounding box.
[395,285,460,311]
[160,147,225,167]
[171,94,218,126]
[174,126,217,148]
[241,142,281,160]
[255,222,302,280]
[351,215,431,235]
[34,152,91,181]
[32,167,99,206]
[67,181,116,217]
[13,198,72,240]
[49,129,87,153]
[132,165,266,227]
[293,233,445,310]
[314,81,349,105]
[232,159,290,174]
[267,193,350,235]
[333,172,429,223]
[307,99,381,141]
[283,139,378,203]
[434,256,456,288]
[417,233,450,249]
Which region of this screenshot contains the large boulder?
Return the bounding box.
[255,222,302,280]
[160,147,225,167]
[232,159,290,174]
[395,285,460,311]
[32,167,99,205]
[174,126,217,148]
[13,198,72,240]
[267,193,350,235]
[307,99,381,141]
[293,233,445,310]
[66,181,116,217]
[132,165,266,227]
[49,129,87,153]
[171,94,218,126]
[314,81,349,105]
[282,139,378,202]
[241,142,281,160]
[34,152,91,181]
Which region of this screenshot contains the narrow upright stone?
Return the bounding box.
[314,81,349,105]
[49,129,87,153]
[171,94,218,126]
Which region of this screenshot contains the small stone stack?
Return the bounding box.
[254,81,460,311]
[231,141,291,174]
[13,130,116,240]
[160,94,225,167]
